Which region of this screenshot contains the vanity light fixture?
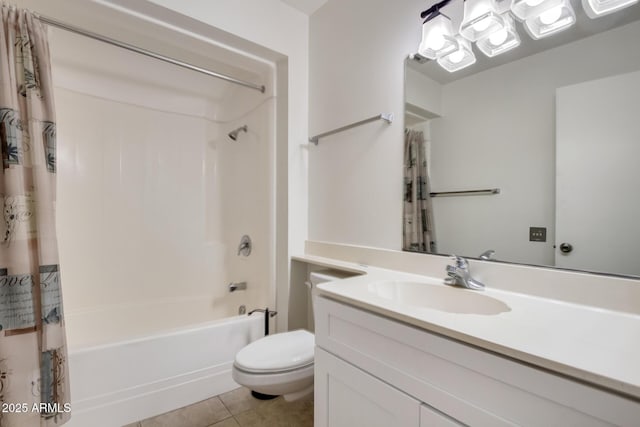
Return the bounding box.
[418,0,634,72]
[476,13,520,57]
[437,36,477,71]
[524,0,576,39]
[582,0,638,17]
[459,0,507,41]
[418,0,459,59]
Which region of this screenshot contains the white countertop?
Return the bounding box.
[293,254,640,401]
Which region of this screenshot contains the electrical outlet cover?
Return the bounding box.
[529,227,547,242]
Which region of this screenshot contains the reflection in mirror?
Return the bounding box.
[403,5,640,277]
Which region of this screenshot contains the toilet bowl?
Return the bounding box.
[231,270,351,401]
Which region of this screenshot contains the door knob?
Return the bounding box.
[559,243,573,253]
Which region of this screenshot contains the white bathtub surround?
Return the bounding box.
[64,295,247,350]
[297,241,640,400]
[53,26,275,320]
[42,9,277,426]
[65,314,263,427]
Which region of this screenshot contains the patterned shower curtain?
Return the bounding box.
[403,129,437,253]
[0,5,71,426]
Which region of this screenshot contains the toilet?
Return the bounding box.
[231,270,351,401]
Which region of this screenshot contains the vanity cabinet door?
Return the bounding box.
[315,348,421,427]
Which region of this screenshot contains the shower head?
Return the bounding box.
[228,125,248,141]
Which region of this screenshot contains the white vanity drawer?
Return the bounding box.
[314,296,640,426]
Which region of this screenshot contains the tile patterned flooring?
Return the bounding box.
[123,387,313,427]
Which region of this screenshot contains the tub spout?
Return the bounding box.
[228,282,247,292]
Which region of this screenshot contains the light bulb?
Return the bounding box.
[427,31,446,50]
[525,0,545,5]
[539,6,562,24]
[472,17,492,32]
[489,28,509,45]
[448,50,465,64]
[428,34,444,51]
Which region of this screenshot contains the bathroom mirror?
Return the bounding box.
[403,5,640,278]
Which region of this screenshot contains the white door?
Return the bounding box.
[555,70,640,275]
[314,348,421,427]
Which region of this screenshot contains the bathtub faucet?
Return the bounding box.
[228,282,247,292]
[479,249,495,260]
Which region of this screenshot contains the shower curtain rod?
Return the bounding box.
[33,13,266,94]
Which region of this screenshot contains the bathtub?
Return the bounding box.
[63,300,264,427]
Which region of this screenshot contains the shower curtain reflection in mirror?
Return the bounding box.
[403,129,437,253]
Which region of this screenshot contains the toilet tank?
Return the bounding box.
[307,269,354,332]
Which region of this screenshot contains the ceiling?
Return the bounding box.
[280,0,328,15]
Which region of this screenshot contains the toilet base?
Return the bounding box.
[251,390,279,400]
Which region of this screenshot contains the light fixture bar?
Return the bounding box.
[416,0,635,72]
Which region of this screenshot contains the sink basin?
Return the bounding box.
[367,281,511,315]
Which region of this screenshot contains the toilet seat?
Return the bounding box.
[232,362,314,401]
[234,330,314,373]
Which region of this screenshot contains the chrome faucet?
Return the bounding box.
[228,282,247,292]
[445,255,485,291]
[479,249,495,260]
[237,235,252,256]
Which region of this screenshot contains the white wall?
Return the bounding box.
[309,0,424,249]
[429,21,640,265]
[405,67,442,118]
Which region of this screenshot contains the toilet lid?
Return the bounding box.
[234,330,314,373]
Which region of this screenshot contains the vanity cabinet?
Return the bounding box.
[315,348,421,426]
[314,296,640,427]
[316,348,463,427]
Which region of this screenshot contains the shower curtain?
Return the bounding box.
[0,5,70,426]
[403,129,437,253]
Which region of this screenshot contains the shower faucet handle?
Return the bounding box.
[238,235,252,256]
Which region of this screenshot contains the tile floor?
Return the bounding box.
[123,387,313,427]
